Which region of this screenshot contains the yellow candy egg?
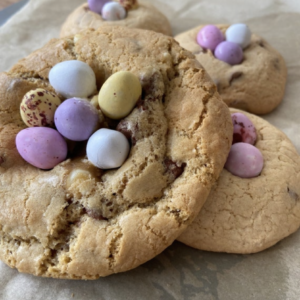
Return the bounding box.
[20,88,61,127]
[98,71,142,120]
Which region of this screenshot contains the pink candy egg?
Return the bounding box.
[232,113,257,145]
[225,143,264,178]
[197,25,224,51]
[16,127,67,169]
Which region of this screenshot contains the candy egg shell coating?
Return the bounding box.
[49,60,97,99]
[54,98,99,141]
[196,25,224,51]
[98,71,141,119]
[16,127,67,169]
[214,41,243,65]
[226,23,252,49]
[20,88,61,127]
[87,128,130,169]
[225,143,264,178]
[232,113,257,145]
[101,2,126,21]
[88,0,111,14]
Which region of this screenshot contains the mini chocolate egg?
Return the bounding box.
[232,113,257,145]
[86,128,130,169]
[54,98,99,141]
[214,41,243,65]
[88,0,111,14]
[20,88,61,127]
[197,25,224,51]
[226,24,252,49]
[16,127,67,169]
[49,60,97,99]
[225,143,264,178]
[101,2,126,21]
[98,71,141,119]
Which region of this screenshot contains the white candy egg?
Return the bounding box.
[87,128,130,169]
[49,60,97,99]
[225,24,252,49]
[101,2,126,21]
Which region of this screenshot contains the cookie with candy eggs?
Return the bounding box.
[177,108,300,254]
[60,0,172,38]
[175,24,287,115]
[0,26,233,279]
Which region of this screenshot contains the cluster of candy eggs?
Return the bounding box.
[197,24,252,65]
[16,60,141,170]
[88,0,137,21]
[224,113,264,178]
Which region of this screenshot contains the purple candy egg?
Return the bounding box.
[197,25,224,51]
[55,98,99,141]
[225,143,264,178]
[88,0,111,14]
[214,41,243,65]
[232,113,257,145]
[16,127,67,169]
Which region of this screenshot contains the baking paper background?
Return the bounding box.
[0,0,300,299]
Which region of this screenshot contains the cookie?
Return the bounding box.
[60,0,172,38]
[0,26,233,279]
[175,25,287,115]
[177,109,300,254]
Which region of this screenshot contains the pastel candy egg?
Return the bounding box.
[101,2,126,21]
[49,60,97,99]
[197,25,224,51]
[54,98,99,141]
[16,127,67,169]
[98,71,141,119]
[232,113,257,145]
[87,128,130,169]
[226,23,252,49]
[225,143,264,178]
[88,0,111,14]
[20,88,61,127]
[214,41,243,65]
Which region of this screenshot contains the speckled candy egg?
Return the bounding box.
[225,143,264,178]
[49,60,97,99]
[214,41,243,65]
[87,128,130,169]
[54,98,99,141]
[88,0,111,14]
[20,88,61,127]
[197,25,224,51]
[101,2,126,21]
[232,113,257,145]
[98,71,141,119]
[226,24,252,49]
[16,127,67,169]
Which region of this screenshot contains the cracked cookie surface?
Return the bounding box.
[60,1,172,38]
[0,26,232,279]
[175,25,287,115]
[178,109,300,254]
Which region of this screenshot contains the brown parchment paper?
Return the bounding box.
[0,0,300,299]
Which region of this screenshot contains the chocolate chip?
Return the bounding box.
[0,156,4,165]
[164,159,186,179]
[287,187,299,201]
[229,72,243,85]
[116,120,138,145]
[85,208,108,221]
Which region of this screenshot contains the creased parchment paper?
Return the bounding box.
[0,0,300,299]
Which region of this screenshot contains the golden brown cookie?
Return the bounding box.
[60,0,172,38]
[175,25,287,115]
[0,26,232,279]
[178,109,300,254]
